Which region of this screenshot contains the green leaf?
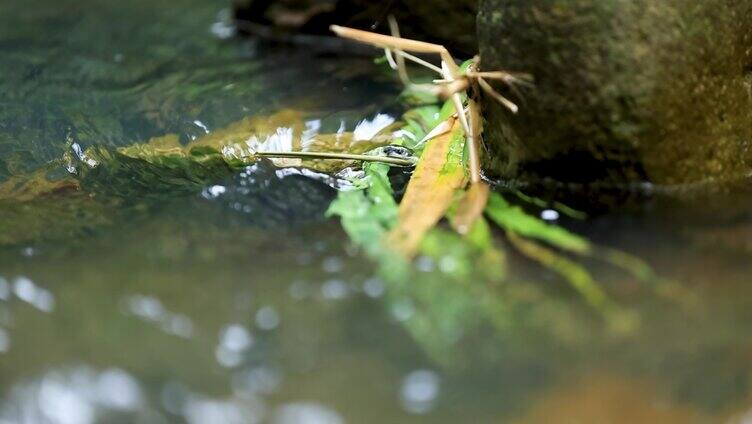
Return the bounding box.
[485,192,591,254]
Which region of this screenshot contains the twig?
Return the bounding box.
[256,151,416,167]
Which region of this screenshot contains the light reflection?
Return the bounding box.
[209,8,235,40]
[232,366,282,398]
[220,324,254,352]
[162,381,268,423]
[123,294,194,339]
[160,313,195,338]
[353,114,396,141]
[216,324,254,368]
[289,280,312,300]
[38,376,95,424]
[389,299,415,322]
[12,276,55,313]
[95,369,142,410]
[321,280,349,300]
[193,120,210,134]
[272,167,346,190]
[125,294,164,321]
[541,209,560,221]
[400,370,440,414]
[0,367,145,424]
[250,127,295,153]
[321,256,344,274]
[438,256,459,274]
[273,402,344,424]
[414,256,435,273]
[202,184,227,199]
[183,397,261,424]
[0,277,9,300]
[301,119,322,146]
[0,328,9,353]
[160,381,190,416]
[362,277,385,298]
[255,306,280,331]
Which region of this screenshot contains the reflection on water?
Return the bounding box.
[1,0,752,423]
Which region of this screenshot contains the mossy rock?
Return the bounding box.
[478,0,752,185]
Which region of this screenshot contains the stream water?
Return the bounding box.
[1,0,752,423]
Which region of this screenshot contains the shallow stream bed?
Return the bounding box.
[1,1,752,423]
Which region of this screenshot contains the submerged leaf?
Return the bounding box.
[485,192,591,254]
[506,232,638,334]
[506,232,608,311]
[0,164,79,202]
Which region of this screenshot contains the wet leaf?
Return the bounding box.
[485,192,591,254]
[452,182,490,235]
[0,164,79,202]
[387,120,467,257]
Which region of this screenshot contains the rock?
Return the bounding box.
[233,0,477,54]
[399,0,477,55]
[478,0,752,185]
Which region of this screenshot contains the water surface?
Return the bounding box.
[1,1,752,423]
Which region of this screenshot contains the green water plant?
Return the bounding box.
[323,25,675,331]
[0,25,675,339]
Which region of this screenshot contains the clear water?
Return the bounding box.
[1,1,752,423]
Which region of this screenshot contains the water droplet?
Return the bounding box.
[541,209,560,221]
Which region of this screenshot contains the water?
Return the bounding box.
[1,0,752,423]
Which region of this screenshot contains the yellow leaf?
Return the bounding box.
[387,120,467,256]
[452,182,490,235]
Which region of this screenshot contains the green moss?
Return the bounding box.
[478,0,752,185]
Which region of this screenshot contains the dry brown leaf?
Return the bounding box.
[387,120,467,256]
[452,182,490,235]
